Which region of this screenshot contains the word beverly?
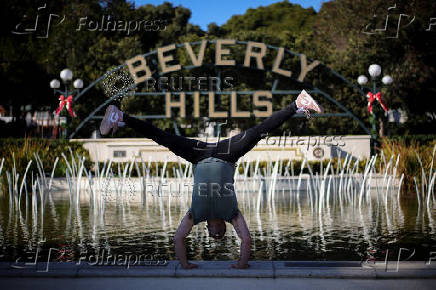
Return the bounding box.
[126,39,320,84]
[77,15,167,35]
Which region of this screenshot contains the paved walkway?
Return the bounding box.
[2,277,436,290]
[1,261,435,289]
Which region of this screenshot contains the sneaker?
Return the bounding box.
[99,105,124,135]
[295,89,324,118]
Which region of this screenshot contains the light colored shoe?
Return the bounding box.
[295,89,324,118]
[99,105,124,136]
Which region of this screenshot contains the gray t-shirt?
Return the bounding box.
[189,157,239,225]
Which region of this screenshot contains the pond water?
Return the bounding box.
[1,178,435,263]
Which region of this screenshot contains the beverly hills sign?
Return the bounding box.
[125,39,320,118]
[70,40,372,139]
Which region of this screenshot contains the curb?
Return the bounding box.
[0,261,435,279]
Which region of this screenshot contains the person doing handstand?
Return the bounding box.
[99,90,323,269]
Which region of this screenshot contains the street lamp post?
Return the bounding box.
[50,69,83,139]
[357,64,393,154]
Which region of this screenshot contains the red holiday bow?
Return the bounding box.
[55,95,76,117]
[367,92,388,114]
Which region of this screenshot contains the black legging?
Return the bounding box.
[124,102,297,164]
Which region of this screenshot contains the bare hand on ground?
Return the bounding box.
[231,262,250,269]
[182,262,199,269]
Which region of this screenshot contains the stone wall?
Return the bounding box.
[72,135,371,163]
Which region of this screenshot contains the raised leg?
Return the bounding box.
[123,115,211,163]
[211,102,298,163]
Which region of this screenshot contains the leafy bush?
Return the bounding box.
[0,138,90,192]
[380,137,436,192]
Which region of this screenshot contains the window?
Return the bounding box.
[113,150,126,158]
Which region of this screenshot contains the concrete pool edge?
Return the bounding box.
[1,261,436,279]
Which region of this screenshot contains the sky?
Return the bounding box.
[133,0,325,30]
